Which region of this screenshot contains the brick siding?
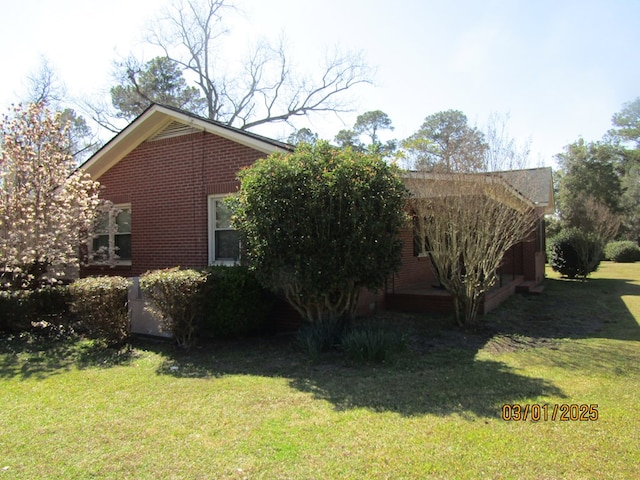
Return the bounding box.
[82,131,266,277]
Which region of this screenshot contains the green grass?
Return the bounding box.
[1,262,639,479]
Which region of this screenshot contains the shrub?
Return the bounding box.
[340,323,406,363]
[547,228,602,279]
[604,241,640,263]
[0,286,71,333]
[199,266,274,338]
[295,321,342,360]
[69,276,130,345]
[139,268,206,348]
[233,141,407,327]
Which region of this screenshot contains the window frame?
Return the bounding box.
[207,195,240,265]
[89,204,132,266]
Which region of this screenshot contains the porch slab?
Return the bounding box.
[385,276,526,315]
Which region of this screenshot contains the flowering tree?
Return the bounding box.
[0,103,100,288]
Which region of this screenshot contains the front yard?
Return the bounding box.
[1,262,639,479]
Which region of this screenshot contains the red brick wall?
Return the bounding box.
[82,131,267,277]
[356,225,437,314]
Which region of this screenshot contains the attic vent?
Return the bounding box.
[147,121,200,142]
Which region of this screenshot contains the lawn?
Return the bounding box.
[1,262,639,479]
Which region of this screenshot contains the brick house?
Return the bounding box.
[80,104,553,330]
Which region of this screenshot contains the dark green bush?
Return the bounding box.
[69,276,130,345]
[139,268,206,348]
[547,228,602,279]
[0,286,70,333]
[340,323,406,363]
[199,266,274,339]
[604,241,640,263]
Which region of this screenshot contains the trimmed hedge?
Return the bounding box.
[139,268,206,348]
[69,276,130,345]
[0,286,70,333]
[604,241,640,263]
[547,228,602,279]
[199,266,275,339]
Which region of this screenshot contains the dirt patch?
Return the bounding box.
[371,300,606,355]
[482,334,559,354]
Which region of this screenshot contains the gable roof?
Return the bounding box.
[80,104,293,180]
[497,167,555,214]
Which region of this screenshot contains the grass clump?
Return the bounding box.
[341,322,406,363]
[295,321,341,360]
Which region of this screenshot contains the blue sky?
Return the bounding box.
[1,0,638,166]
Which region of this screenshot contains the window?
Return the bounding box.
[91,205,132,264]
[208,196,240,264]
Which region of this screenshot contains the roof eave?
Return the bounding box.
[80,105,291,180]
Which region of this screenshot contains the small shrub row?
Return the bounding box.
[0,286,70,333]
[547,228,602,279]
[604,240,640,263]
[139,266,275,348]
[199,265,275,339]
[68,276,130,346]
[296,320,407,363]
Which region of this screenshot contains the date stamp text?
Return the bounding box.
[501,403,599,421]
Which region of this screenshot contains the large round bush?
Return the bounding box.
[547,228,602,279]
[232,141,407,327]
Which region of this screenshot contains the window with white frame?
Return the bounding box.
[208,196,240,264]
[91,205,132,264]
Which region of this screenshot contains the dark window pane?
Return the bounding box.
[215,200,232,229]
[95,213,109,234]
[115,234,132,260]
[116,209,131,233]
[92,235,109,260]
[215,230,239,261]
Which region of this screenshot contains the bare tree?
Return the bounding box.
[484,112,531,171]
[22,59,100,163]
[408,172,537,326]
[24,57,65,106]
[91,0,371,132]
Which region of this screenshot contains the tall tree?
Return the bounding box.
[402,110,487,172]
[555,139,623,244]
[609,97,640,148]
[0,103,100,288]
[334,110,396,154]
[607,97,640,240]
[555,139,623,215]
[287,127,319,146]
[104,0,371,131]
[110,56,206,121]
